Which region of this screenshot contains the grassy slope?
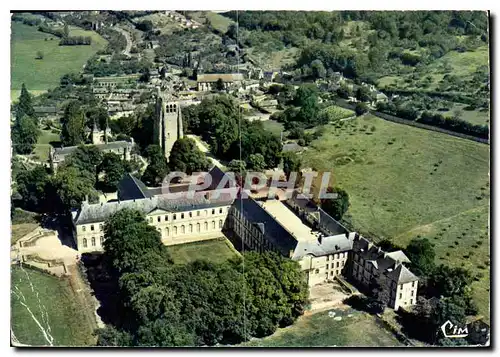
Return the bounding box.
[11,265,96,346]
[11,22,107,96]
[241,310,403,347]
[32,129,61,161]
[167,238,239,265]
[302,115,490,319]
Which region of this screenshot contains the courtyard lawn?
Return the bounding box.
[241,309,403,347]
[168,238,239,265]
[11,22,107,96]
[303,115,490,320]
[11,265,97,346]
[261,120,285,137]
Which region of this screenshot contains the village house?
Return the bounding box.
[196,73,244,91]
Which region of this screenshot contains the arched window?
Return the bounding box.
[189,224,193,233]
[196,223,200,232]
[82,238,87,248]
[91,237,96,247]
[100,236,104,246]
[173,226,177,235]
[166,227,170,236]
[219,220,223,228]
[212,221,216,229]
[181,225,185,234]
[204,210,208,216]
[204,222,208,231]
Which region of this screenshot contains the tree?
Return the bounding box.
[336,84,353,99]
[215,78,225,91]
[427,265,474,298]
[51,166,97,212]
[355,102,369,116]
[139,67,151,83]
[63,22,69,38]
[356,86,374,102]
[320,187,349,220]
[168,137,210,175]
[61,101,86,146]
[282,152,301,180]
[14,165,50,212]
[142,145,169,186]
[227,159,246,173]
[310,59,326,79]
[35,51,44,60]
[12,115,39,155]
[95,326,133,347]
[159,66,167,80]
[405,238,436,277]
[247,153,266,172]
[16,83,36,120]
[99,152,126,192]
[103,208,170,273]
[64,145,103,185]
[369,275,391,313]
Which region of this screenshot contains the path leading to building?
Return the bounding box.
[112,27,132,57]
[187,134,225,169]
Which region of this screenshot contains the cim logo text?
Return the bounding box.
[441,320,468,338]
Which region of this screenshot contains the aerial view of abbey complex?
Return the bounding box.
[10,10,490,347]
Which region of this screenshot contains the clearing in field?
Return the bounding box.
[241,309,403,347]
[11,21,107,98]
[167,237,239,265]
[303,114,489,319]
[11,265,97,346]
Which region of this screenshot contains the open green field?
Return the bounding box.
[396,205,490,322]
[437,102,490,126]
[261,119,285,137]
[167,238,239,265]
[240,309,403,347]
[11,21,107,98]
[32,129,60,161]
[189,11,234,33]
[303,114,490,320]
[11,265,97,346]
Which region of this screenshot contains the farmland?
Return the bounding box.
[11,265,97,346]
[11,21,107,100]
[302,114,489,320]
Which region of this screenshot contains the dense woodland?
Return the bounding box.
[91,209,309,346]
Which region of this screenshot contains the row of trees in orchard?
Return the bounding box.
[95,209,309,347]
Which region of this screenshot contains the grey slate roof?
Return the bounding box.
[117,173,152,201]
[292,233,354,260]
[387,264,418,284]
[54,141,133,157]
[74,194,234,225]
[234,197,298,256]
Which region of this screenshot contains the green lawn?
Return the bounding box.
[240,309,403,347]
[167,238,239,265]
[11,21,107,97]
[302,114,490,320]
[32,129,61,161]
[11,265,97,346]
[261,120,285,137]
[438,103,490,126]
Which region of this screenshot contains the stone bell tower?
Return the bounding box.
[154,87,184,160]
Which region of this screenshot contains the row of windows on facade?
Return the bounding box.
[80,208,227,232]
[149,207,226,224]
[353,264,417,291]
[313,261,345,274]
[82,236,104,248]
[158,220,224,236]
[326,252,347,260]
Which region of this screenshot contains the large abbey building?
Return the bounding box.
[154,87,184,159]
[71,166,419,311]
